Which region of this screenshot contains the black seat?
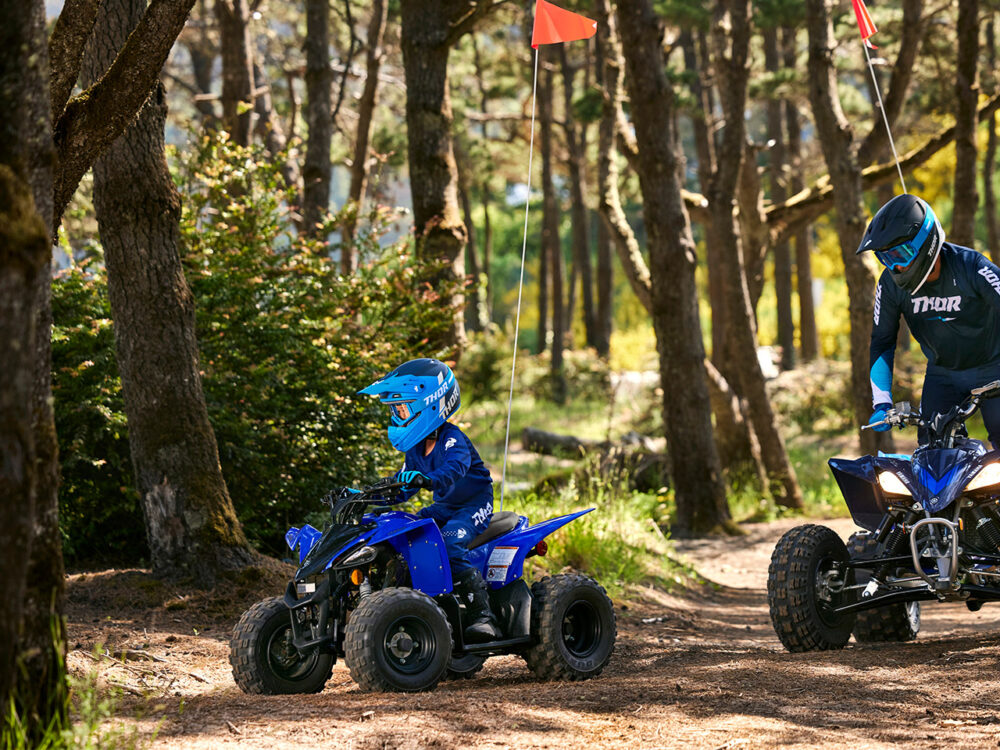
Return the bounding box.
[468,511,520,549]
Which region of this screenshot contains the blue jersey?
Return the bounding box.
[869,243,1000,406]
[397,422,494,512]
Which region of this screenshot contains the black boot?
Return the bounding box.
[454,569,501,643]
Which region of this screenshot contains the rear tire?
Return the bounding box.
[767,524,855,652]
[524,574,616,681]
[848,532,921,643]
[344,588,452,692]
[230,596,334,695]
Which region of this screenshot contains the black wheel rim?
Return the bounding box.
[561,600,602,658]
[814,555,847,627]
[266,624,318,682]
[382,615,437,675]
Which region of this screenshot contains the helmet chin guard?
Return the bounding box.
[358,359,461,452]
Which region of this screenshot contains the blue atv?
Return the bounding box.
[229,478,616,693]
[768,380,1000,651]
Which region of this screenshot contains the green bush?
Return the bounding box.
[53,134,454,563]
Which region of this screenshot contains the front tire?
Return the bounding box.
[767,524,855,652]
[848,532,921,642]
[524,574,616,681]
[344,588,452,692]
[230,596,334,695]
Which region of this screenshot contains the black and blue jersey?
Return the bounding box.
[397,421,494,521]
[869,243,1000,406]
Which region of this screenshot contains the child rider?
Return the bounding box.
[358,358,501,643]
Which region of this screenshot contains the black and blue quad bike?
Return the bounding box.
[229,478,616,693]
[768,380,1000,652]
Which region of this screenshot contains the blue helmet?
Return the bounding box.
[358,359,461,452]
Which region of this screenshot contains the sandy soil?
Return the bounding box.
[67,517,1000,750]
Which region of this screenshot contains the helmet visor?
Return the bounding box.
[875,241,920,270]
[387,401,414,424]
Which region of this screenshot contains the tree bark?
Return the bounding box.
[471,34,494,320]
[559,45,596,349]
[85,0,253,583]
[216,0,254,146]
[302,0,333,239]
[986,19,1000,265]
[540,53,567,401]
[52,0,198,225]
[47,0,102,121]
[400,0,480,351]
[806,0,892,455]
[253,62,299,191]
[615,0,732,535]
[952,0,980,247]
[0,0,53,721]
[592,27,613,358]
[783,28,819,363]
[708,0,802,508]
[342,0,388,274]
[764,27,795,371]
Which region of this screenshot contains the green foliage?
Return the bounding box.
[52,262,144,565]
[52,134,454,562]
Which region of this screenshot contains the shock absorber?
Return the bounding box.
[873,510,918,582]
[971,506,1000,551]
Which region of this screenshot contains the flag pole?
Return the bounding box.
[863,41,907,194]
[498,45,540,512]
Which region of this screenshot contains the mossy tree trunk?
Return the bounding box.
[615,0,732,535]
[952,0,979,247]
[400,0,499,352]
[0,0,55,726]
[302,0,333,239]
[85,0,253,583]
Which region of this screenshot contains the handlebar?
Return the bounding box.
[321,477,407,525]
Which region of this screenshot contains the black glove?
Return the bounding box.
[396,470,432,490]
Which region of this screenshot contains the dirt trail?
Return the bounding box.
[68,518,1000,750]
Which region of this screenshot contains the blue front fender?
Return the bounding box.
[468,508,594,588]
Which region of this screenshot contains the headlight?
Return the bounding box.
[878,471,911,496]
[966,462,1000,492]
[337,545,377,567]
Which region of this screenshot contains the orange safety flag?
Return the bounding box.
[531,0,597,48]
[851,0,878,47]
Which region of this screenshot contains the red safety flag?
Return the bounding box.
[531,0,597,48]
[851,0,878,48]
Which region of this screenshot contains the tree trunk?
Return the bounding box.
[254,63,299,191]
[85,0,254,583]
[215,0,255,147]
[0,0,54,723]
[764,27,795,371]
[541,53,566,400]
[342,0,388,274]
[986,19,1000,265]
[592,26,613,359]
[302,0,333,239]
[782,29,818,362]
[400,0,468,351]
[806,0,892,455]
[471,34,495,320]
[559,45,596,349]
[181,0,217,124]
[953,0,980,247]
[616,0,732,535]
[595,214,613,358]
[457,150,488,332]
[708,0,802,509]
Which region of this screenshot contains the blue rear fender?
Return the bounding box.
[468,508,594,588]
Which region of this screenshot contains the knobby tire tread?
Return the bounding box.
[524,574,616,681]
[767,524,854,653]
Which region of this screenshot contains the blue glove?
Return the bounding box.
[345,487,360,494]
[868,404,892,432]
[397,470,431,490]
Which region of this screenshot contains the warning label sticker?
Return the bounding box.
[486,546,519,582]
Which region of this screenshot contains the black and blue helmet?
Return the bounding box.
[358,359,461,452]
[857,194,944,294]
